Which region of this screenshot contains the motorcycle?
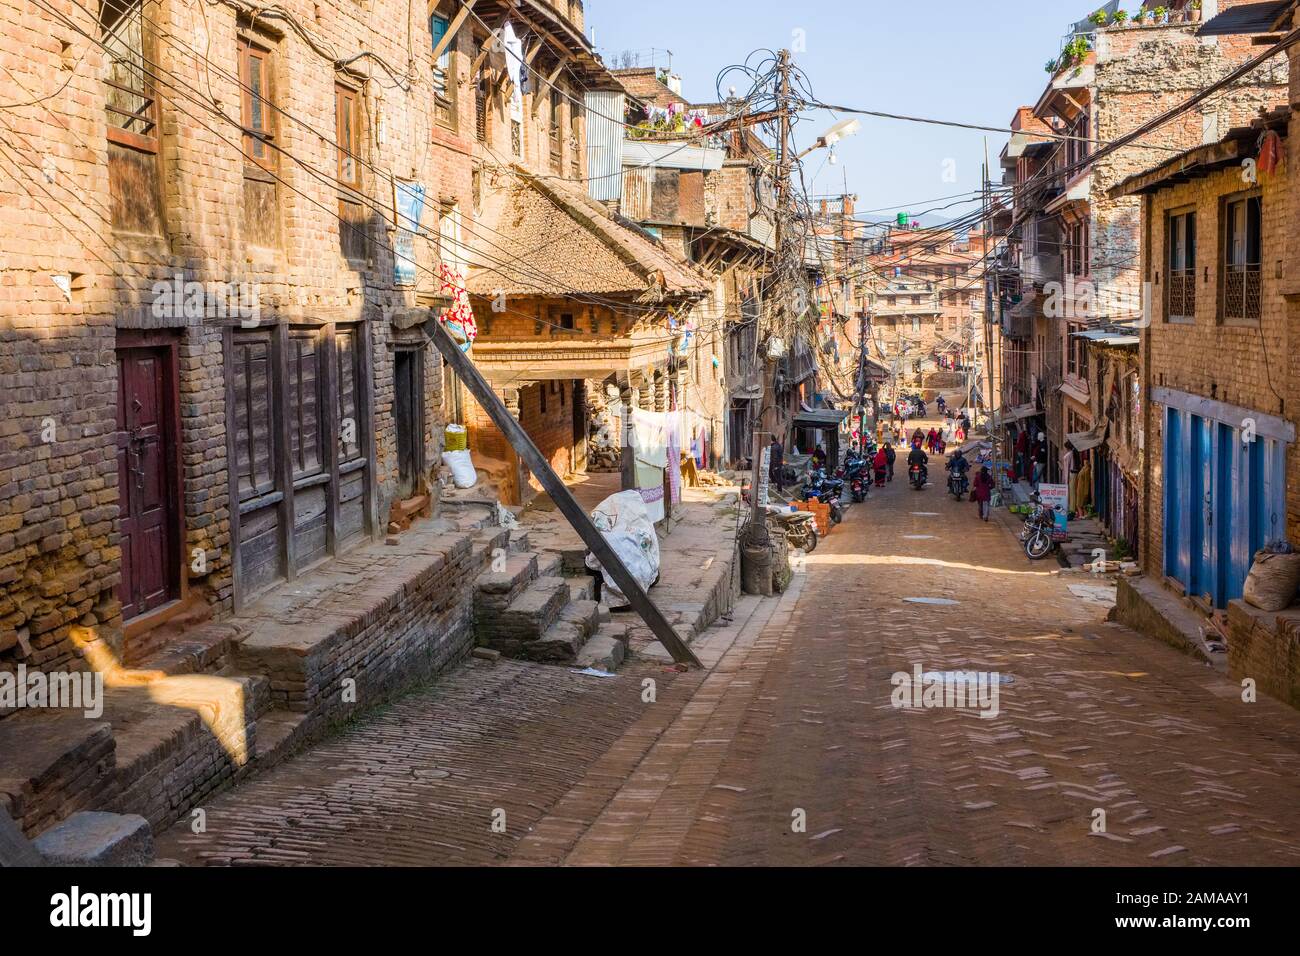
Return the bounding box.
[909,463,928,490]
[947,469,969,500]
[802,468,845,524]
[1021,493,1066,560]
[766,506,818,553]
[840,454,870,504]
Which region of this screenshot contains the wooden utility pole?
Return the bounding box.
[424,324,701,668]
[746,49,794,553]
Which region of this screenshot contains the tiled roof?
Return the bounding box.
[465,167,711,301]
[1199,0,1289,35]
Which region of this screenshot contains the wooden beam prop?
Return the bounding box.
[431,0,480,65]
[423,322,702,668]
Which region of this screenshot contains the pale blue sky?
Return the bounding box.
[588,0,1083,226]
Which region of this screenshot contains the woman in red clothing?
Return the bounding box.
[873,445,889,488]
[972,465,994,521]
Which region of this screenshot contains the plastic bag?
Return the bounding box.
[441,449,478,489]
[584,491,660,608]
[1242,546,1300,612]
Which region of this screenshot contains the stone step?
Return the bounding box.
[575,633,627,672]
[568,576,596,603]
[32,810,154,867]
[558,598,601,639]
[516,621,587,663]
[474,553,539,602]
[508,529,531,553]
[251,710,309,765]
[492,579,571,644]
[469,527,511,568]
[0,713,116,838]
[536,552,564,579]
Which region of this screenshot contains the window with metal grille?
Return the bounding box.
[1220,194,1261,322]
[1166,210,1196,321]
[100,0,157,151]
[430,13,456,130]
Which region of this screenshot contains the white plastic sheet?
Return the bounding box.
[584,490,660,609]
[441,449,478,488]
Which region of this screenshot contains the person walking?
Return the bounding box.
[972,465,994,521]
[884,441,896,482]
[873,444,889,488]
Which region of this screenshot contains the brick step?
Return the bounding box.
[251,710,310,765]
[469,527,511,569]
[567,576,596,603]
[0,712,116,838]
[508,529,531,553]
[514,621,587,663]
[103,673,265,830]
[557,598,601,639]
[121,621,243,678]
[575,623,630,672]
[487,578,571,647]
[473,554,541,640]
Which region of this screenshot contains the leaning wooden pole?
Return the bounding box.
[424,322,702,669]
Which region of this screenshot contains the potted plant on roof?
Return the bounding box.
[1133,8,1149,25]
[1112,9,1129,25]
[1153,6,1169,23]
[1088,9,1109,26]
[1189,1,1203,22]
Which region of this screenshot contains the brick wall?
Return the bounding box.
[1139,159,1296,576]
[1,0,476,681]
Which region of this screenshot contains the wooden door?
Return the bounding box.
[116,342,180,619]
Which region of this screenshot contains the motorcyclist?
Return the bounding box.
[907,443,929,486]
[946,448,970,494]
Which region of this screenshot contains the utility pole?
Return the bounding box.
[746,49,794,557]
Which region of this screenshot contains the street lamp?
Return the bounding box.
[797,118,861,160]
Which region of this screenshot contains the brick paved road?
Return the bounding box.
[158,452,1300,867]
[531,464,1300,866]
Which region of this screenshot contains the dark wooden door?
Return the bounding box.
[116,344,180,619]
[394,349,423,498]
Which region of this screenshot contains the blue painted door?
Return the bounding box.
[1189,414,1212,601]
[1164,408,1185,585]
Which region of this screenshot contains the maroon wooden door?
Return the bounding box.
[116,344,180,619]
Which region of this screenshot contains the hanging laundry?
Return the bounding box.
[502,22,525,122]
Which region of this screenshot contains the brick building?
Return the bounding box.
[989,0,1287,504]
[0,0,498,679]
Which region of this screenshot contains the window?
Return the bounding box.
[287,328,325,480]
[239,37,275,168]
[1066,221,1089,277]
[335,84,361,187]
[101,0,156,150]
[336,326,363,462]
[1221,194,1261,322]
[1167,210,1196,321]
[430,13,456,130]
[336,84,366,261]
[231,330,276,500]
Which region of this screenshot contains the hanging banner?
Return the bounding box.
[393,179,426,287]
[1038,482,1069,532]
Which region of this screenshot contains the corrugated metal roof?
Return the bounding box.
[1199,1,1289,35]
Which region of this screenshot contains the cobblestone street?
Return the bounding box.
[155,449,1300,867]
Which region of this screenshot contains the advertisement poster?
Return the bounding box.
[392,179,426,287]
[1038,482,1068,532]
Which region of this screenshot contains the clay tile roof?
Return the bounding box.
[465,167,712,301]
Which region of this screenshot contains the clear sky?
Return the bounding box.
[586,0,1082,227]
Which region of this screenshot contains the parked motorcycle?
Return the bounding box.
[802,468,845,524]
[1021,493,1065,560]
[840,453,870,504]
[767,506,818,553]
